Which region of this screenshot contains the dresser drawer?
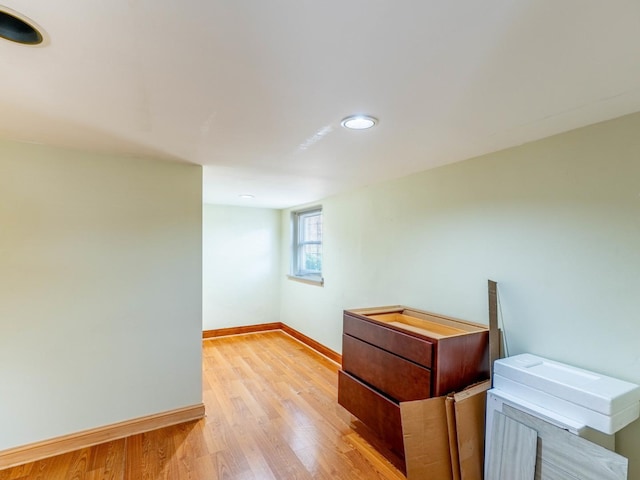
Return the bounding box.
[342,334,431,402]
[338,370,404,457]
[344,313,432,368]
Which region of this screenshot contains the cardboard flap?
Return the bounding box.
[400,381,490,480]
[454,381,490,480]
[401,396,453,480]
[446,396,461,480]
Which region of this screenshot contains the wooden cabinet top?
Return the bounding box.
[344,305,488,343]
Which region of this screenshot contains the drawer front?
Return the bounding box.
[342,334,431,402]
[344,314,432,368]
[338,370,404,457]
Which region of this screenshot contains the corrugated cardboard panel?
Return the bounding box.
[454,381,490,480]
[446,397,461,480]
[400,381,490,480]
[401,397,453,480]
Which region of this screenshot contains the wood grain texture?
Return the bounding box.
[0,439,126,480]
[488,279,500,383]
[0,404,204,471]
[1,331,404,480]
[279,323,342,364]
[486,412,536,480]
[203,322,343,364]
[343,313,433,367]
[202,322,281,338]
[342,334,431,402]
[502,405,628,480]
[368,314,466,338]
[338,371,405,460]
[344,307,489,398]
[432,333,490,397]
[340,307,489,463]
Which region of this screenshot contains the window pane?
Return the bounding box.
[301,243,322,272]
[291,207,323,280]
[301,212,322,243]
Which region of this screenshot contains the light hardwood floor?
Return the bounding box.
[0,331,406,479]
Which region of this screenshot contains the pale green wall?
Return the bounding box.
[279,112,640,477]
[0,140,203,451]
[202,204,281,330]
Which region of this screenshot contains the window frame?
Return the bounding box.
[289,206,323,285]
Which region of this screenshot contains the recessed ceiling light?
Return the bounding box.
[239,194,255,199]
[0,9,44,45]
[341,115,378,130]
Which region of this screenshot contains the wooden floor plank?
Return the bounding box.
[1,331,405,479]
[86,439,125,478]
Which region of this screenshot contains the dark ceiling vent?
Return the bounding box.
[0,10,43,45]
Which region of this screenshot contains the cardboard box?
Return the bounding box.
[400,380,490,480]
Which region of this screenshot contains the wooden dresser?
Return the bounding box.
[338,306,489,459]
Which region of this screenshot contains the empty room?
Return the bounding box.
[1,1,640,479]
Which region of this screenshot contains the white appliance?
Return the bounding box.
[485,353,640,478]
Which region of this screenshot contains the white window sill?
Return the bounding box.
[287,274,324,286]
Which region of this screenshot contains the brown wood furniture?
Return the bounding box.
[338,306,490,460]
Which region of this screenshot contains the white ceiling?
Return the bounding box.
[2,1,640,209]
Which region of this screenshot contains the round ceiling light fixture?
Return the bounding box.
[0,9,44,45]
[341,115,378,130]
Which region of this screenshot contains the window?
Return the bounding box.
[290,206,323,284]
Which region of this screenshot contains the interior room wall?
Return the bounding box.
[279,112,640,477]
[202,204,281,331]
[0,140,203,451]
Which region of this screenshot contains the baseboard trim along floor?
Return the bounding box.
[0,403,205,470]
[203,322,342,364]
[1,325,339,470]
